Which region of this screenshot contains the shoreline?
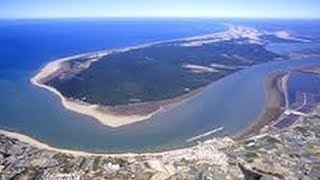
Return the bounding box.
[31,73,160,128]
[0,128,140,157]
[0,128,232,158]
[233,72,286,140]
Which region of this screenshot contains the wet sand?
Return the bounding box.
[233,72,286,140]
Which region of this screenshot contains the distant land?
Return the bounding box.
[31,24,309,127]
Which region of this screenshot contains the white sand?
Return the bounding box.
[0,128,233,158]
[0,129,136,157]
[180,24,310,47]
[273,30,311,43]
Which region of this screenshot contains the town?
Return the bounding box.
[1,105,320,179]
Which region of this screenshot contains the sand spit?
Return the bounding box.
[30,54,201,127]
[30,43,168,127]
[29,26,235,128]
[31,24,305,128]
[31,71,158,127]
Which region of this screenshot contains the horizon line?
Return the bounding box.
[1,16,320,21]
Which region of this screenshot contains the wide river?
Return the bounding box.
[0,19,319,153]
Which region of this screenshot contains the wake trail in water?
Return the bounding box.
[186,126,224,143]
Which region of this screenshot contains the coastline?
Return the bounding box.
[0,128,232,158]
[30,43,166,127]
[31,72,159,128]
[0,129,136,157]
[233,72,286,140]
[31,60,153,128]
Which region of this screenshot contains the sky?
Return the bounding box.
[0,0,319,19]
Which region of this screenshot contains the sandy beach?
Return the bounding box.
[31,79,157,127]
[0,127,232,159]
[0,129,137,157]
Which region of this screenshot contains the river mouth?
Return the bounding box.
[1,56,320,154]
[1,19,320,153]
